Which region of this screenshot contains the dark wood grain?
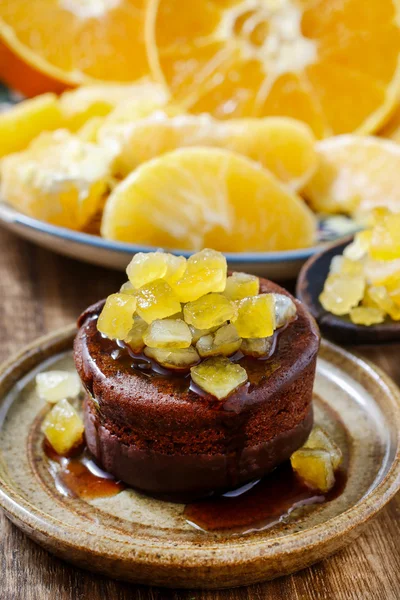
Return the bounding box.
[0,229,399,600]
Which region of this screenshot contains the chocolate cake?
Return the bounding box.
[74,277,320,501]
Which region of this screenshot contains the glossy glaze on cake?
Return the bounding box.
[74,278,320,501]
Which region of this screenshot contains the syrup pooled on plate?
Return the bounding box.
[184,461,347,534]
[44,440,125,500]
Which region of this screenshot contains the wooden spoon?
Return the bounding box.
[296,236,400,344]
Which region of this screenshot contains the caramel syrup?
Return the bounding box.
[184,461,347,534]
[44,440,125,500]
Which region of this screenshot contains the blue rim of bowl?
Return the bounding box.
[0,202,354,264]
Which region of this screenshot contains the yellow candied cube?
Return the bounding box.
[143,318,192,349]
[144,346,199,369]
[36,370,81,403]
[123,316,148,353]
[343,230,372,261]
[120,280,136,294]
[196,323,241,358]
[367,286,400,320]
[350,306,385,326]
[164,254,187,285]
[272,293,297,328]
[319,273,365,316]
[135,280,181,323]
[41,399,84,456]
[363,258,400,286]
[171,249,227,302]
[369,213,400,261]
[232,294,276,338]
[190,357,248,400]
[97,293,137,339]
[223,272,259,301]
[184,293,237,330]
[304,426,343,470]
[189,324,221,343]
[329,255,364,277]
[126,252,168,288]
[240,337,273,358]
[290,448,335,493]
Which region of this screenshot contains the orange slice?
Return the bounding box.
[147,0,400,137]
[0,0,151,93]
[101,147,317,251]
[0,93,63,157]
[99,112,317,189]
[304,135,400,217]
[0,130,114,229]
[59,81,168,130]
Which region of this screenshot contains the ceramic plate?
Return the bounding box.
[0,202,359,279]
[0,327,399,589]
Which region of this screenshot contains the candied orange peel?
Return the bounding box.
[319,209,400,325]
[97,249,297,398]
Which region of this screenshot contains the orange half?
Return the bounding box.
[0,0,151,95]
[146,0,400,137]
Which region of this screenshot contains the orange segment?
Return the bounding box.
[101,147,317,251]
[99,112,317,189]
[0,0,151,89]
[147,0,400,136]
[0,93,63,157]
[304,135,400,217]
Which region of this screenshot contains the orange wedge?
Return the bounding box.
[147,0,400,137]
[101,147,317,251]
[0,0,151,94]
[0,93,63,157]
[304,135,400,217]
[99,112,317,189]
[1,130,114,229]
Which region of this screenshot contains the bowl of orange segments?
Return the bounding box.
[1,0,400,277]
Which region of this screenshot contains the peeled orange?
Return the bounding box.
[1,130,114,229]
[0,93,63,157]
[0,0,151,93]
[147,0,400,137]
[99,112,317,189]
[101,147,317,251]
[304,135,400,217]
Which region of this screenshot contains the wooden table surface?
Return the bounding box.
[1,229,399,600]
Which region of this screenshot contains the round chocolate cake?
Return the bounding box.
[74,277,320,501]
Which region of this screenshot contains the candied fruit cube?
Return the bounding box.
[171,249,227,302]
[36,370,81,403]
[97,293,137,339]
[196,323,241,357]
[135,279,181,323]
[232,294,275,338]
[189,324,221,343]
[343,230,372,261]
[319,273,365,316]
[184,293,237,330]
[350,306,385,326]
[369,213,400,261]
[240,337,273,358]
[126,252,168,288]
[123,316,148,353]
[329,255,364,277]
[190,357,248,400]
[367,286,400,320]
[164,254,187,285]
[290,448,335,493]
[144,345,199,369]
[41,399,84,455]
[120,280,136,294]
[143,318,192,349]
[223,272,259,301]
[364,258,400,286]
[304,426,343,470]
[272,293,297,328]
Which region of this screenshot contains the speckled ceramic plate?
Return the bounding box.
[0,327,399,589]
